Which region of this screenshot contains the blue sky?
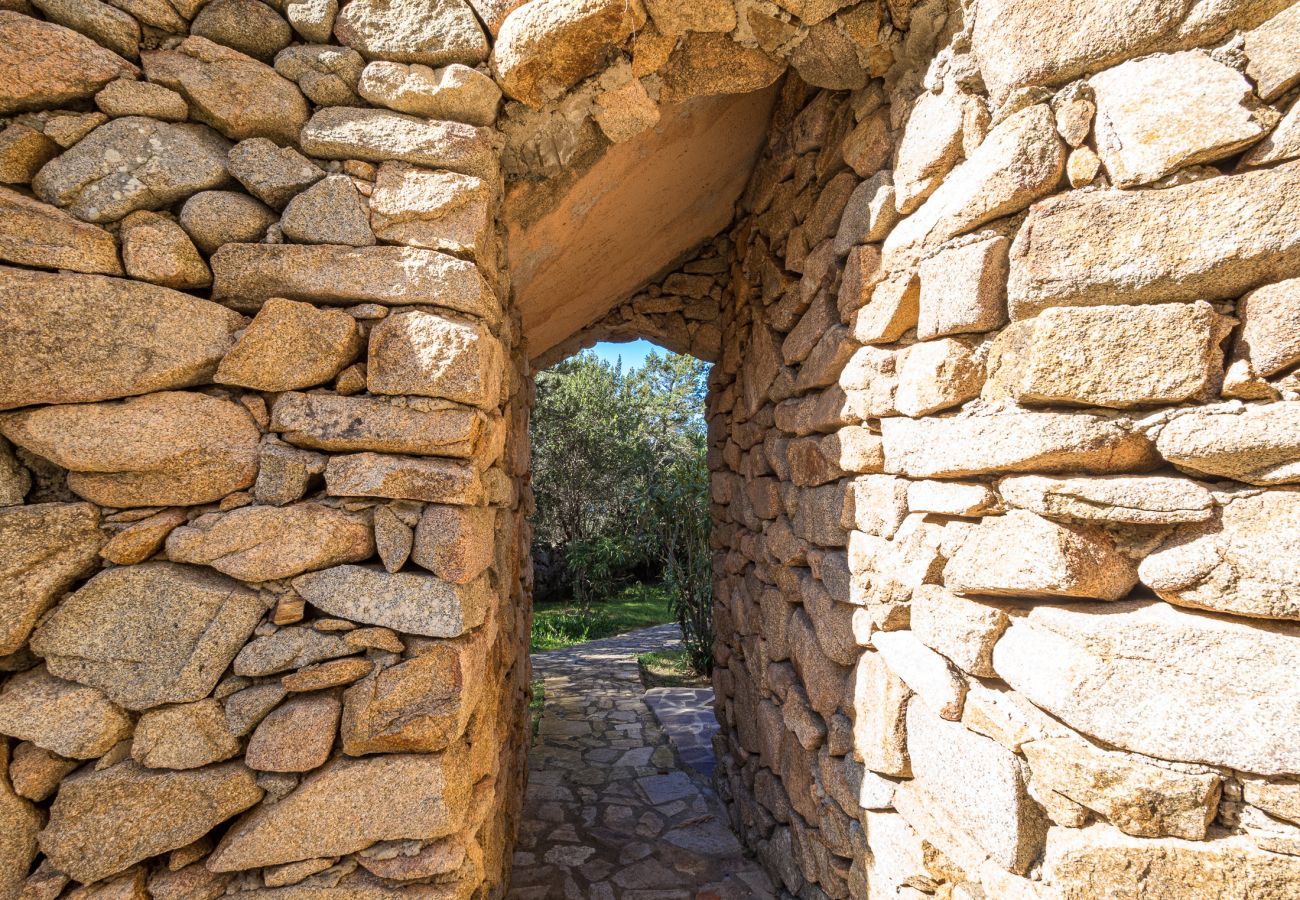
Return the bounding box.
[588,339,659,370]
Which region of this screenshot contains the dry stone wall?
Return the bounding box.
[704,2,1300,898]
[5,0,1300,897]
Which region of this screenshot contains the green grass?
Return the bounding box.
[530,582,674,652]
[637,647,709,689]
[529,680,545,741]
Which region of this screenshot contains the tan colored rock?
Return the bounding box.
[883,104,1065,261]
[142,37,308,145]
[1245,780,1300,826]
[33,116,231,224]
[895,336,984,417]
[659,32,784,104]
[2,392,259,507]
[0,12,137,114]
[147,862,229,900]
[968,0,1286,104]
[262,856,339,888]
[643,0,733,34]
[0,123,59,185]
[0,186,121,275]
[373,504,413,572]
[40,759,263,884]
[342,627,489,754]
[179,190,277,253]
[223,684,289,737]
[191,0,291,61]
[1043,823,1300,899]
[1243,96,1300,167]
[301,107,497,180]
[1023,736,1220,840]
[1,744,42,900]
[216,298,362,392]
[994,600,1300,774]
[325,452,483,504]
[411,504,494,583]
[95,79,188,121]
[246,692,341,772]
[851,650,911,776]
[335,0,486,66]
[227,138,324,209]
[132,699,240,769]
[234,626,355,678]
[119,211,210,289]
[999,474,1214,525]
[281,175,375,247]
[917,234,1009,339]
[368,310,503,409]
[282,656,374,691]
[852,272,919,345]
[0,665,132,759]
[37,110,108,148]
[31,562,264,710]
[0,502,102,656]
[0,267,243,411]
[892,88,972,214]
[358,61,501,126]
[370,162,491,261]
[871,630,968,721]
[274,44,365,106]
[945,509,1137,600]
[988,301,1230,409]
[102,509,187,563]
[212,243,497,319]
[209,748,470,870]
[30,0,140,62]
[294,565,491,637]
[166,503,374,582]
[911,585,1011,678]
[253,438,327,507]
[10,741,77,802]
[1008,161,1300,318]
[491,0,647,107]
[1243,2,1300,101]
[1090,50,1277,187]
[1066,145,1101,187]
[907,480,998,516]
[906,701,1048,874]
[1153,401,1300,485]
[271,392,485,458]
[841,106,891,179]
[834,172,899,252]
[881,409,1156,478]
[1232,278,1300,377]
[1139,487,1300,620]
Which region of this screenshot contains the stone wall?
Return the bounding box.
[4,0,1300,896]
[704,2,1300,898]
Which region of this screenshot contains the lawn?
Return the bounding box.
[530,582,675,652]
[637,648,710,688]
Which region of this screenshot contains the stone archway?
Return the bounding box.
[4,0,1300,897]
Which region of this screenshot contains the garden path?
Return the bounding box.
[507,625,775,899]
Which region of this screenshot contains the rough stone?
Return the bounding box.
[907,702,1048,874]
[10,741,78,802]
[1007,162,1300,318]
[119,210,210,289]
[369,162,492,261]
[132,699,241,769]
[994,600,1300,774]
[852,272,919,345]
[358,61,501,125]
[223,683,289,736]
[0,12,137,114]
[1231,277,1300,378]
[0,665,132,759]
[491,0,647,107]
[1243,2,1300,101]
[911,585,1011,678]
[335,0,487,66]
[33,116,230,223]
[1153,402,1300,485]
[282,656,373,691]
[833,172,900,252]
[917,235,1009,339]
[895,336,984,417]
[212,243,497,318]
[324,452,483,504]
[191,0,293,62]
[286,0,339,43]
[892,88,971,213]
[227,138,324,208]
[274,44,365,107]
[0,123,59,185]
[179,190,278,253]
[246,692,341,771]
[28,0,140,63]
[945,509,1138,600]
[39,760,263,884]
[233,626,355,677]
[871,630,968,722]
[999,474,1214,525]
[166,502,374,582]
[95,79,186,122]
[0,186,122,275]
[208,749,471,870]
[987,302,1230,409]
[1,744,40,900]
[30,562,264,710]
[0,502,102,655]
[281,174,375,247]
[216,298,362,391]
[301,107,497,179]
[293,565,491,637]
[2,392,260,507]
[659,32,784,104]
[850,650,911,776]
[271,392,486,458]
[368,310,504,409]
[411,504,494,583]
[881,409,1156,478]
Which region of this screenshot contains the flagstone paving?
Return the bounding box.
[508,625,776,899]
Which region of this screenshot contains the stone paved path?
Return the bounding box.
[508,625,776,899]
